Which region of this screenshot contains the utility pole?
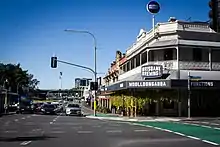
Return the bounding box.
[187,72,191,119]
[59,72,63,99]
[3,79,8,114]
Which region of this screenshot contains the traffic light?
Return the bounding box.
[51,57,57,68]
[90,82,98,91]
[209,0,220,32]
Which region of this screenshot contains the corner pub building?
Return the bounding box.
[103,18,220,117]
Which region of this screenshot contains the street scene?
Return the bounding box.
[1,0,220,146]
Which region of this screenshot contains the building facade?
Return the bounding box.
[101,18,220,117]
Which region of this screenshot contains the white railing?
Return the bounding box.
[179,61,220,70]
[119,60,220,80]
[119,60,178,80]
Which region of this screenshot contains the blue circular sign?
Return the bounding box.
[147,1,160,14]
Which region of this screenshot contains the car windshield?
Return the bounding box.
[43,104,55,108]
[67,104,80,108]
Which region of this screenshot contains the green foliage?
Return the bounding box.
[0,63,40,93]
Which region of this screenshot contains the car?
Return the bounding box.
[65,103,82,116]
[41,104,57,115]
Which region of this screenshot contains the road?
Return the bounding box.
[0,114,217,147]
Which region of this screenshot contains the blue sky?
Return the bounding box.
[0,0,209,89]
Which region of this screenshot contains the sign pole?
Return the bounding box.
[152,14,155,37]
[187,71,191,119]
[146,1,160,37]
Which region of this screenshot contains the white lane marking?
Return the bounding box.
[214,127,220,130]
[173,132,185,136]
[21,117,25,120]
[77,131,93,134]
[189,123,200,126]
[134,129,149,132]
[132,123,220,146]
[200,125,212,129]
[106,130,122,133]
[52,116,59,122]
[32,128,42,132]
[202,140,219,146]
[201,122,209,124]
[154,127,165,131]
[5,130,17,133]
[49,122,53,124]
[187,135,200,140]
[163,129,174,133]
[20,141,32,146]
[180,122,220,130]
[50,131,65,134]
[26,116,31,118]
[182,122,190,125]
[15,119,19,122]
[92,125,101,128]
[211,123,220,126]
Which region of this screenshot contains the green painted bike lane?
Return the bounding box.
[135,121,220,144]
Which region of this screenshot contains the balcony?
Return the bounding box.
[179,61,220,70]
[119,60,220,80]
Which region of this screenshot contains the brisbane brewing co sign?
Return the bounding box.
[141,65,163,78]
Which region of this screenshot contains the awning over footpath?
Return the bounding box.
[105,79,220,92]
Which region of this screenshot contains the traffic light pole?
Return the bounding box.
[64,29,97,117]
[56,59,97,116]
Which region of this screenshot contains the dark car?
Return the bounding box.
[33,103,44,113]
[41,104,57,115]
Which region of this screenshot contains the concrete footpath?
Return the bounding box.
[86,115,182,122]
[85,113,220,122]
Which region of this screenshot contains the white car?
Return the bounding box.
[65,103,82,116]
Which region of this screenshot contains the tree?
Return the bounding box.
[0,63,40,94]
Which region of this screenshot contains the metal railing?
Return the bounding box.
[179,61,220,70]
[119,60,220,76]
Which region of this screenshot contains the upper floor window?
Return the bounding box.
[141,52,147,64]
[164,49,174,60]
[193,48,202,61]
[126,62,130,71]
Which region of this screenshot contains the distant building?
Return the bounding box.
[75,78,91,88]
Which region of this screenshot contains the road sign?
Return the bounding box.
[189,76,201,81]
[147,1,160,14]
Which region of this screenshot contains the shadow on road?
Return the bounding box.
[0,135,56,142]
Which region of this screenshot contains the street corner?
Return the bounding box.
[132,121,220,146]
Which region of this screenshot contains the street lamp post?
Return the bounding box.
[3,79,8,114]
[64,29,97,116]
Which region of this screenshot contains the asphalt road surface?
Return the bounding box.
[0,114,217,147]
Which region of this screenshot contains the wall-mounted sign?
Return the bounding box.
[141,65,163,78]
[120,83,124,88]
[191,81,214,87]
[127,81,169,88]
[146,1,160,14]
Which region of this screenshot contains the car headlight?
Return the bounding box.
[41,109,45,111]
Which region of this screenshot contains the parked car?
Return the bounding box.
[41,104,57,115]
[65,103,82,116]
[33,103,44,113]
